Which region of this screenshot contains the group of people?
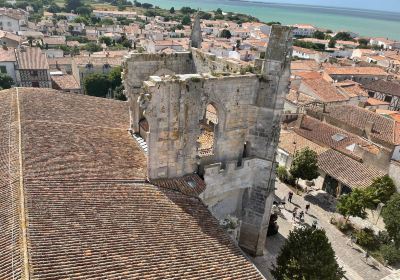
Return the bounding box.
[284,191,311,222]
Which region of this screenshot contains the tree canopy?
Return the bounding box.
[83,73,111,97]
[65,0,83,12]
[365,175,396,206]
[382,193,400,248]
[220,29,232,39]
[0,73,14,90]
[289,147,319,182]
[272,227,344,280]
[181,15,191,26]
[337,189,368,221]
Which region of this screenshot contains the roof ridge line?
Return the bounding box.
[16,87,30,280]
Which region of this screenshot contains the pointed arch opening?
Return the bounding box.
[197,104,218,157]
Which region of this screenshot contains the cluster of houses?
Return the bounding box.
[0,5,399,195]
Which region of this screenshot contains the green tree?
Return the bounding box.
[0,73,14,89]
[215,8,223,15]
[220,29,232,39]
[47,3,61,13]
[289,147,319,184]
[337,189,368,222]
[272,227,344,280]
[313,30,325,39]
[181,15,191,26]
[99,36,112,46]
[333,32,353,41]
[328,38,336,48]
[84,42,102,53]
[76,6,92,16]
[65,0,83,12]
[169,7,175,14]
[382,193,400,248]
[113,84,126,101]
[83,73,111,97]
[365,175,396,206]
[108,66,122,89]
[180,6,195,14]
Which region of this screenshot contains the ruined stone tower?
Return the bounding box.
[190,13,202,49]
[123,25,292,256]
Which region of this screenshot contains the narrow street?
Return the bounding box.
[251,181,392,280]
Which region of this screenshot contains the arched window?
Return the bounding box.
[197,104,218,157]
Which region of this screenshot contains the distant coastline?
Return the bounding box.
[227,0,400,22]
[148,0,400,40]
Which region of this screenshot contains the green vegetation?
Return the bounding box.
[313,30,325,40]
[365,175,396,207]
[84,73,110,97]
[382,193,400,248]
[276,166,295,186]
[293,40,325,51]
[83,66,124,100]
[333,31,354,42]
[289,147,319,184]
[272,227,344,280]
[328,38,337,48]
[220,29,232,39]
[0,73,14,90]
[337,189,368,222]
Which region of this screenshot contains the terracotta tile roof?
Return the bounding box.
[321,105,398,145]
[25,182,263,280]
[337,82,368,98]
[285,89,315,105]
[0,30,21,42]
[294,115,381,158]
[0,47,16,61]
[16,88,146,181]
[0,87,263,279]
[362,80,400,98]
[318,149,385,189]
[43,36,66,46]
[150,174,206,197]
[16,47,49,70]
[291,60,320,72]
[51,74,80,90]
[366,98,390,106]
[298,72,349,103]
[0,90,23,279]
[324,66,388,76]
[279,130,328,155]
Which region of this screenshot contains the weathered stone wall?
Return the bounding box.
[123,52,195,131]
[201,158,269,219]
[142,73,260,179]
[191,48,247,74]
[123,25,293,256]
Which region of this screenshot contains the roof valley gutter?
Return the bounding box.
[16,87,30,280]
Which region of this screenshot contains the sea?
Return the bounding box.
[146,0,400,40]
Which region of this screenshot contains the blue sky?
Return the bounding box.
[257,0,400,13]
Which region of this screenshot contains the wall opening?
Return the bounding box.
[197,104,218,158]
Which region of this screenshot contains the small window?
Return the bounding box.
[31,81,39,87]
[7,22,11,27]
[368,91,375,98]
[0,66,6,73]
[384,95,392,103]
[31,70,38,77]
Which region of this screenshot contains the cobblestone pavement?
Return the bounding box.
[251,181,392,280]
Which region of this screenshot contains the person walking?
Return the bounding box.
[347,234,356,248]
[292,207,298,221]
[281,196,286,209]
[364,251,370,264]
[288,191,293,203]
[305,203,310,214]
[298,210,304,221]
